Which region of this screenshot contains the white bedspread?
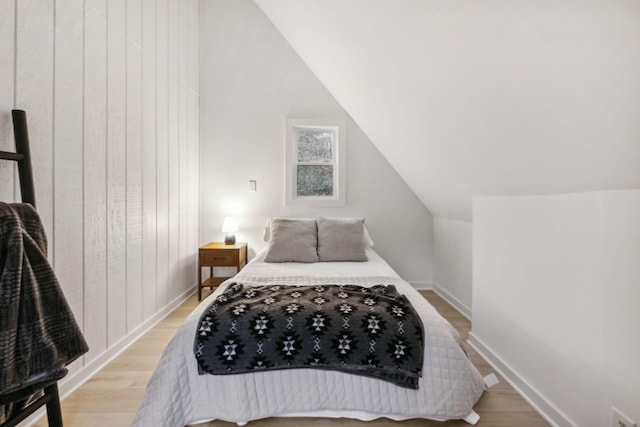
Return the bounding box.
[244,248,400,277]
[133,250,485,426]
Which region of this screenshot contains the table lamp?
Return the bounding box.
[222,216,238,245]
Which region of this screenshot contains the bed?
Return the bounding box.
[133,217,487,427]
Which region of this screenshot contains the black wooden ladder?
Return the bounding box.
[0,109,63,427]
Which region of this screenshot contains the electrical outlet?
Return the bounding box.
[612,407,637,427]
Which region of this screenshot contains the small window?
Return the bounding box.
[285,118,346,207]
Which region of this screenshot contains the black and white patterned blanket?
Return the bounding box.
[0,202,88,422]
[195,281,424,389]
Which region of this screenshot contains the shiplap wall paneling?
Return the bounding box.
[83,0,108,361]
[167,0,181,302]
[156,0,170,309]
[142,0,158,319]
[0,0,199,402]
[178,0,188,297]
[16,0,54,252]
[188,89,199,292]
[178,103,189,295]
[106,0,128,346]
[188,91,199,294]
[188,0,199,294]
[0,0,15,202]
[126,0,144,332]
[52,0,85,375]
[189,0,199,94]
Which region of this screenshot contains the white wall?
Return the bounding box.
[199,0,434,285]
[0,0,199,398]
[471,191,640,427]
[255,0,640,222]
[433,217,472,318]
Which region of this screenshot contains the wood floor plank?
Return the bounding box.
[33,291,549,426]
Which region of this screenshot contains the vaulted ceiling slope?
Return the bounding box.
[254,0,640,221]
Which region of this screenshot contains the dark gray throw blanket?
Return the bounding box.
[0,202,88,422]
[195,282,424,389]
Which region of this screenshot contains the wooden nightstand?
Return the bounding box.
[198,242,248,300]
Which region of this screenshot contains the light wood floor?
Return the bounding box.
[34,290,549,427]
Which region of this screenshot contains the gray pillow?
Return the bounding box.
[264,218,319,263]
[316,216,368,262]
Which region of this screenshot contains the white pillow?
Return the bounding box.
[316,216,368,262]
[263,218,319,263]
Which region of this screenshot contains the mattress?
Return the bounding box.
[133,249,486,426]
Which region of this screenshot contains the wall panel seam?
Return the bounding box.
[12,0,17,108]
[51,0,57,266]
[105,0,111,349]
[140,0,146,319]
[124,0,129,332]
[154,0,159,311]
[106,0,111,347]
[9,0,17,201]
[81,0,87,341]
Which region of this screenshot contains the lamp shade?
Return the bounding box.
[221,217,239,233]
[222,217,239,245]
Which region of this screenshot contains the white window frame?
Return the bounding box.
[285,118,346,207]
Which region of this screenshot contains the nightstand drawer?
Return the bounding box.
[201,249,238,266]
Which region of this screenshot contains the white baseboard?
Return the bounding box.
[431,282,472,320]
[25,285,197,426]
[62,285,196,395]
[408,280,433,290]
[467,333,573,427]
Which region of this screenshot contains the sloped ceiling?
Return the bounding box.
[254,0,640,221]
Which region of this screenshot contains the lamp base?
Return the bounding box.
[224,234,236,245]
